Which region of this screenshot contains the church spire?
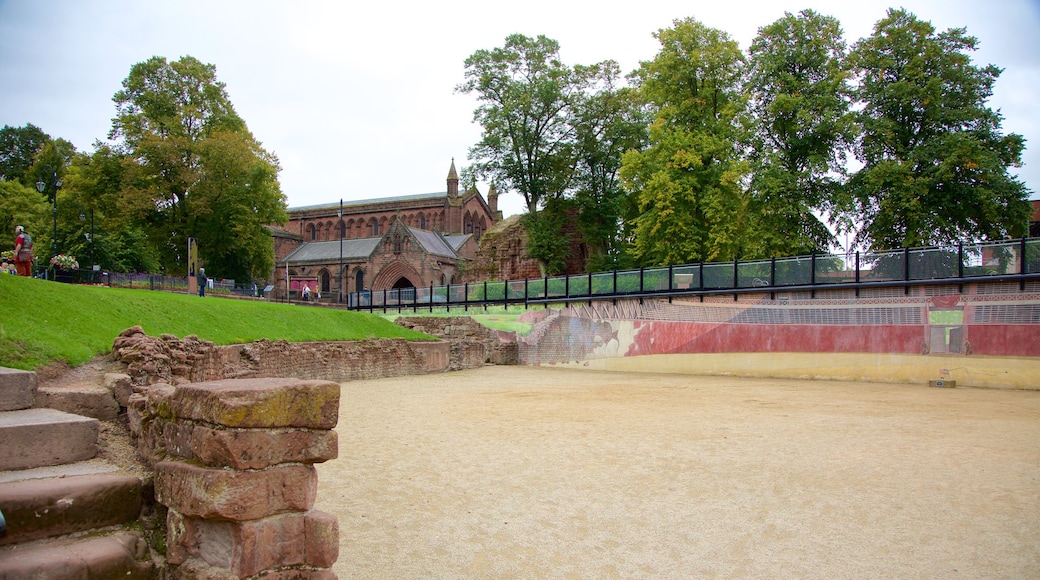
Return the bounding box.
[447,158,459,198]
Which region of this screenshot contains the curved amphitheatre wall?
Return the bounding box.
[514,282,1040,390]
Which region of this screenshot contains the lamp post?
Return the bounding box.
[80,210,95,281]
[338,199,344,304]
[35,167,63,273]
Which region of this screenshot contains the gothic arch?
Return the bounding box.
[306,223,316,241]
[371,260,422,291]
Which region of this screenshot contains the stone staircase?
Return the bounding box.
[0,366,155,578]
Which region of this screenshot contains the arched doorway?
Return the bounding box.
[392,276,415,302]
[355,269,365,292]
[320,270,331,294]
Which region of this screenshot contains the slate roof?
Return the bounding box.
[443,235,470,252]
[411,228,458,259]
[283,226,471,264]
[284,238,381,262]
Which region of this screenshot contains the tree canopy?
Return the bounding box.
[620,18,749,265]
[463,10,1032,272]
[845,8,1031,249]
[744,10,856,257]
[107,55,287,280]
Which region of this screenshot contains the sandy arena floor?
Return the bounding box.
[315,366,1040,579]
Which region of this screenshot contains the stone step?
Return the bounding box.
[0,408,98,471]
[0,531,153,579]
[0,368,36,412]
[34,384,120,420]
[0,472,144,547]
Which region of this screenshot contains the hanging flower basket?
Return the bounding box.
[50,254,79,271]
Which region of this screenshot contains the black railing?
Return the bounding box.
[347,237,1040,312]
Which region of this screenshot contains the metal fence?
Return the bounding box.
[37,268,260,297]
[348,237,1040,312]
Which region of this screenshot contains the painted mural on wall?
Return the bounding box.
[519,284,1040,366]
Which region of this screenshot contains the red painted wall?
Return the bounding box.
[626,321,925,356]
[965,325,1040,356]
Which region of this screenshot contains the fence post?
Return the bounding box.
[904,247,911,295]
[733,259,739,301]
[484,280,488,311]
[810,253,816,299]
[1021,237,1028,291]
[855,251,861,297]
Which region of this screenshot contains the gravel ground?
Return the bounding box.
[316,366,1040,579]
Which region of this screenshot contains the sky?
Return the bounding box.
[1,0,1038,220]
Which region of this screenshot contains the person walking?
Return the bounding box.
[198,267,207,297]
[12,225,33,277]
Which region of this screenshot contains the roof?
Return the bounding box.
[282,225,470,265]
[289,192,447,213]
[284,238,381,262]
[409,228,458,259]
[443,234,470,252]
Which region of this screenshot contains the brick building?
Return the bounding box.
[269,161,502,300]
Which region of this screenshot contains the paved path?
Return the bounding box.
[316,366,1040,578]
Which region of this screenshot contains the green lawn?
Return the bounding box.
[379,305,534,335]
[0,274,432,370]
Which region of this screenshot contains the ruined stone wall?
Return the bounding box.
[395,317,519,369]
[112,326,450,387]
[128,377,340,578]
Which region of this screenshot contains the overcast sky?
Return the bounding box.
[2,0,1037,219]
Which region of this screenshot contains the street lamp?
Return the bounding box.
[35,167,63,270]
[80,210,95,279]
[338,199,344,304]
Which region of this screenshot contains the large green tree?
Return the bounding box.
[570,63,649,270]
[745,10,856,257]
[846,9,1031,250]
[621,18,749,266]
[458,34,588,214]
[0,124,51,185]
[108,55,287,280]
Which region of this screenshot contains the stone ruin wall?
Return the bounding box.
[394,316,519,369]
[111,326,455,387]
[107,323,517,577]
[129,376,340,578]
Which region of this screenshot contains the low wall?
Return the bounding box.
[112,326,451,386]
[128,377,340,578]
[395,317,519,368]
[518,286,1040,389]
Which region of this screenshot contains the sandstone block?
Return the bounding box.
[185,426,338,469]
[155,461,317,521]
[0,366,36,411]
[104,372,134,407]
[0,408,98,470]
[35,385,120,420]
[0,531,152,579]
[168,509,338,577]
[169,378,340,429]
[0,473,143,546]
[305,509,340,568]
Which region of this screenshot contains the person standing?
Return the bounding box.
[198,267,207,297]
[13,225,33,277]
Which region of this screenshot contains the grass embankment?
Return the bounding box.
[0,274,432,371]
[379,308,532,334]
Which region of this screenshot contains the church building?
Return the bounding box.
[269,160,502,301]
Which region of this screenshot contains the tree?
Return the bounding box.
[620,18,749,266]
[0,180,49,253]
[0,124,51,185]
[846,9,1031,250]
[458,34,587,214]
[744,10,856,257]
[108,55,287,278]
[570,63,649,270]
